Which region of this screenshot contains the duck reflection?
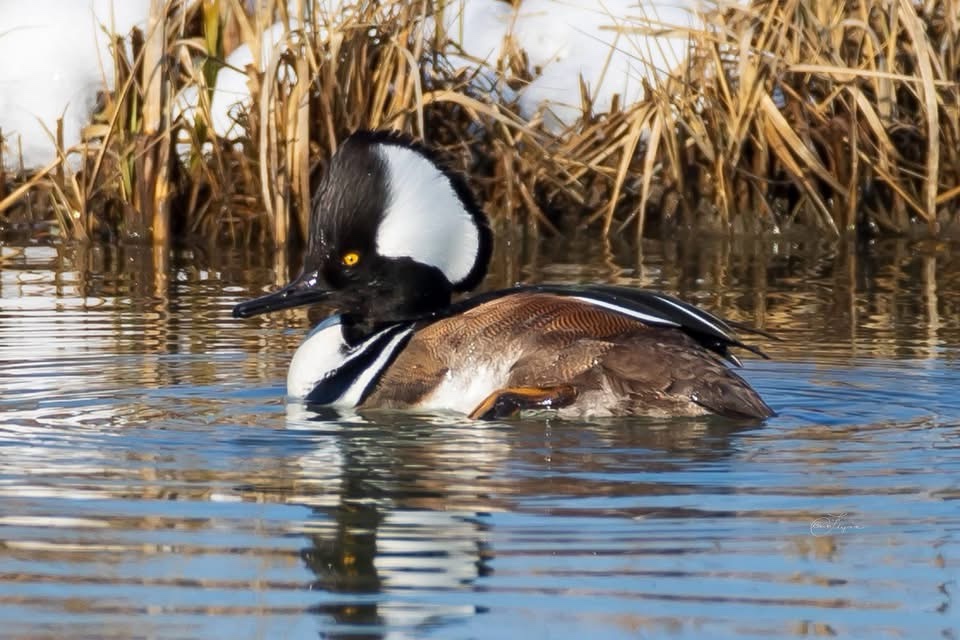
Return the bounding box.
[284,405,755,638]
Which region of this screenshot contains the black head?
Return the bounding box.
[233,131,492,332]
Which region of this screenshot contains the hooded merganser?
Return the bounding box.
[233,131,774,420]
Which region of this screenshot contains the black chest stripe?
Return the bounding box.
[356,330,413,406]
[304,324,410,406]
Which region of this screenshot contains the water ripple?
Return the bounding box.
[1,239,959,638]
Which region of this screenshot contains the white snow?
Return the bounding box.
[175,1,347,141]
[3,0,705,170]
[176,20,297,141]
[188,0,705,137]
[0,0,151,170]
[432,0,702,129]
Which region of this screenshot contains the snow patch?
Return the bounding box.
[0,0,151,170]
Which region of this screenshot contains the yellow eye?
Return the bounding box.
[342,251,360,267]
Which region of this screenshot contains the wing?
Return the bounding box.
[450,284,770,367]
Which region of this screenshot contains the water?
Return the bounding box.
[1,236,958,639]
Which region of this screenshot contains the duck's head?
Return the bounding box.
[233,131,492,331]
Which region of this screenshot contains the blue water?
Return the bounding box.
[0,239,958,638]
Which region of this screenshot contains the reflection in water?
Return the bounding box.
[0,235,958,638]
[284,410,500,638]
[282,411,766,639]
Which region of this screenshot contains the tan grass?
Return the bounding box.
[1,0,959,243]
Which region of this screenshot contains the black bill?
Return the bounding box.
[232,272,330,318]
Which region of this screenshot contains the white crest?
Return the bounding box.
[375,143,480,285]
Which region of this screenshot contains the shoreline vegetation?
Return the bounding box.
[1,0,959,247]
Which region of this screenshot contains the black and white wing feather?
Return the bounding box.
[527,284,769,366]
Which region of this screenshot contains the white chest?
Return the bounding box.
[286,317,413,407]
[287,319,346,399]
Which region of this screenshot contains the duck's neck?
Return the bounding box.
[338,263,456,342]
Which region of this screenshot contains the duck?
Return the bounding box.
[233,130,774,420]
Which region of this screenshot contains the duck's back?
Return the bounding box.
[363,291,773,419]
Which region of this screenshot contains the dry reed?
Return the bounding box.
[1,0,958,245]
